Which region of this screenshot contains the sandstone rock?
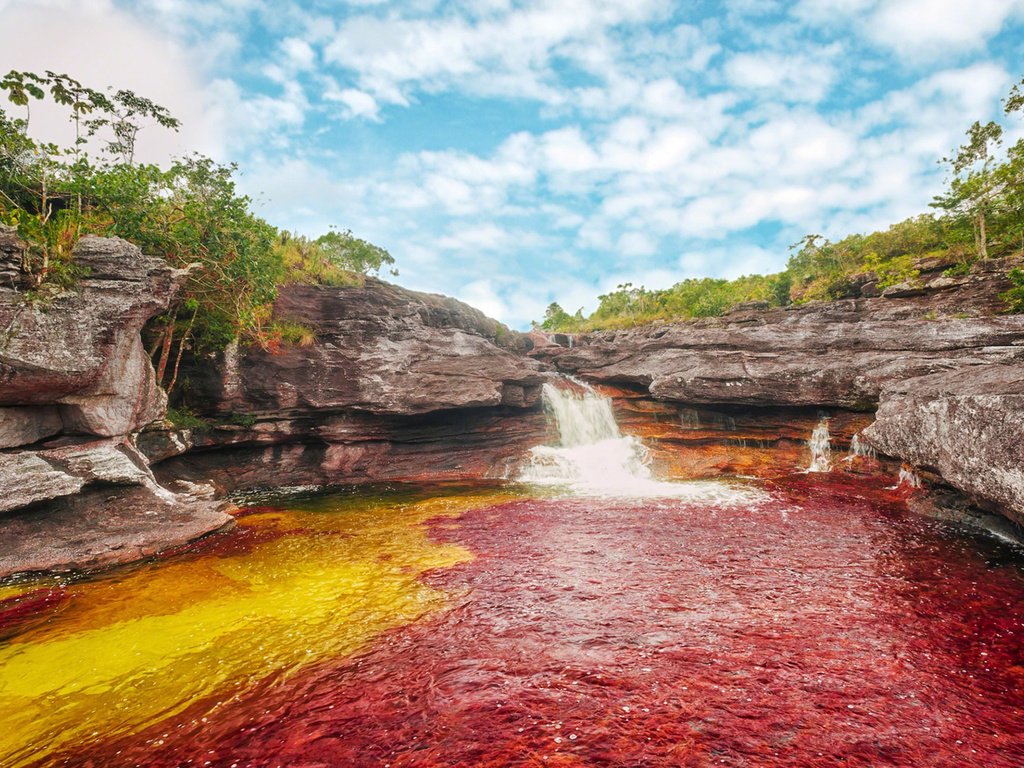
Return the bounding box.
[0,236,184,435]
[183,281,546,417]
[0,406,62,449]
[0,438,157,513]
[860,281,881,298]
[160,280,551,491]
[534,279,1024,410]
[0,483,234,578]
[863,364,1024,524]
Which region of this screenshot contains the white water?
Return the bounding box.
[806,419,832,473]
[844,433,877,462]
[895,466,922,489]
[518,379,764,503]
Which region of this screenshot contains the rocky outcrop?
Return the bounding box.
[864,365,1024,524]
[0,233,233,577]
[160,280,550,493]
[0,233,182,442]
[534,265,1024,410]
[187,281,543,416]
[534,263,1024,511]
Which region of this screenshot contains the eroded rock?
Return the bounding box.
[864,365,1024,524]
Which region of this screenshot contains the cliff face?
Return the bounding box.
[533,260,1024,515]
[0,232,233,577]
[865,365,1024,524]
[533,262,1024,410]
[155,280,549,492]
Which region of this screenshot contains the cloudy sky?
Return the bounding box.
[3,0,1023,327]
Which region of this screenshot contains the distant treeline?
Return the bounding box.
[539,77,1024,333]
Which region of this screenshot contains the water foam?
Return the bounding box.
[518,379,764,503]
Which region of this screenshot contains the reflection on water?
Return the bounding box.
[2,476,1024,767]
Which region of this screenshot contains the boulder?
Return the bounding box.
[864,365,1024,524]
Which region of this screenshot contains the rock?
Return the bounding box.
[161,280,551,491]
[184,281,546,417]
[534,275,1024,410]
[1,438,164,513]
[0,235,185,435]
[914,253,960,274]
[863,364,1024,524]
[881,281,927,298]
[0,483,234,578]
[0,226,26,290]
[860,281,881,298]
[0,406,62,449]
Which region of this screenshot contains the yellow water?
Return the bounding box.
[0,487,515,768]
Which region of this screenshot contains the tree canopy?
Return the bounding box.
[0,69,395,394]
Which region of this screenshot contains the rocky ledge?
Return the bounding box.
[156,280,549,493]
[865,364,1024,525]
[534,258,1024,516]
[0,232,233,578]
[533,260,1024,410]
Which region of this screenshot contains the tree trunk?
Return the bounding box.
[166,311,196,397]
[155,312,176,385]
[978,209,988,259]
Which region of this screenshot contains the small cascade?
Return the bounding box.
[806,418,832,473]
[518,378,764,502]
[844,433,877,463]
[895,466,922,489]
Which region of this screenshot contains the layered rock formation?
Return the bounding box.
[157,280,549,493]
[533,261,1024,504]
[0,232,233,577]
[533,264,1024,410]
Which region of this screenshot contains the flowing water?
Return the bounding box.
[2,385,1024,767]
[807,418,832,473]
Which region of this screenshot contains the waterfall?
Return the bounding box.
[806,419,832,473]
[518,379,765,503]
[844,433,877,462]
[895,466,922,489]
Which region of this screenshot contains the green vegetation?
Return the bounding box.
[0,70,393,394]
[540,77,1024,333]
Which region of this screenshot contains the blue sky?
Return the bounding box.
[3,0,1024,328]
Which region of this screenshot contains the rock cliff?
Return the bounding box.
[533,260,1024,513]
[156,280,549,492]
[533,263,1024,410]
[864,364,1024,524]
[0,232,233,577]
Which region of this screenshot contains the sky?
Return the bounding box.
[2,0,1024,328]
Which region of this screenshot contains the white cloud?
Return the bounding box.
[326,87,381,120]
[869,0,1024,55]
[321,0,674,108]
[0,0,223,161]
[725,51,837,103]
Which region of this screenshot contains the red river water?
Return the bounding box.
[35,473,1024,768]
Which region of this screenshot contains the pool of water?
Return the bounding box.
[2,474,1024,767]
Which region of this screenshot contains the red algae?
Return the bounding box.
[69,475,1024,768]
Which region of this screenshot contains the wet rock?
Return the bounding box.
[0,484,234,578]
[864,364,1024,524]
